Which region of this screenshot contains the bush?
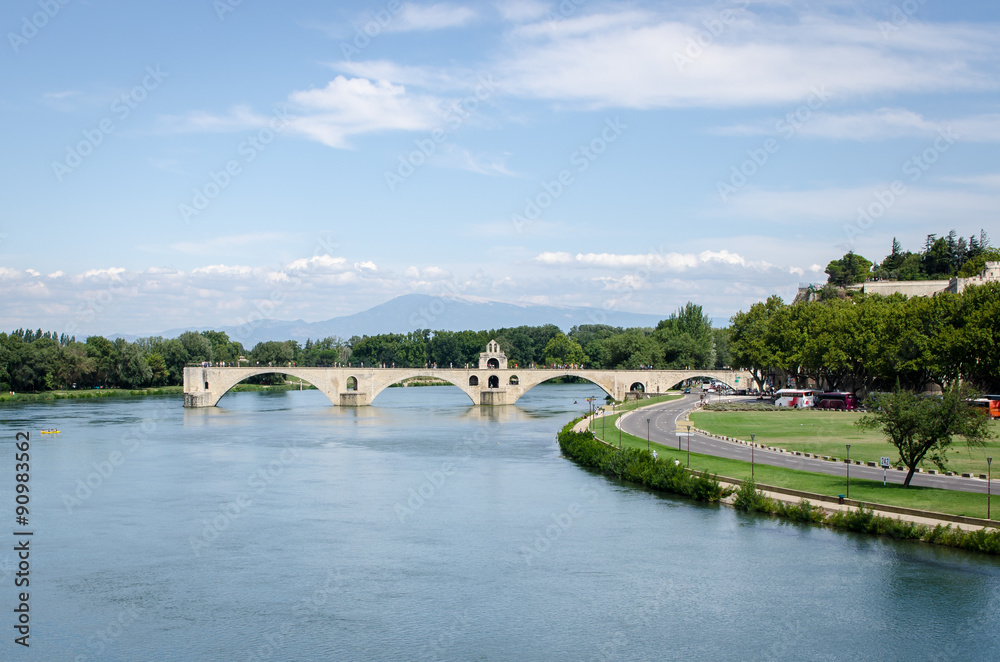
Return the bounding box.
[733,479,774,513]
[558,424,727,503]
[774,499,825,523]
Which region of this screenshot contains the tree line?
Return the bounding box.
[0,302,730,393]
[729,283,1000,394]
[824,229,998,287]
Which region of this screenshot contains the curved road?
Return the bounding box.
[615,394,992,495]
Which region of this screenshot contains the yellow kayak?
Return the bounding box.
[41,429,60,434]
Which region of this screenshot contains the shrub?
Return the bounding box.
[774,499,825,523]
[733,479,774,513]
[558,424,726,503]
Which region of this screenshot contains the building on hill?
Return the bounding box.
[795,261,1000,302]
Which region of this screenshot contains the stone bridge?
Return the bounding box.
[183,364,752,408]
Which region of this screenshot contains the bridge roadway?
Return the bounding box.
[616,395,991,494]
[183,365,753,408]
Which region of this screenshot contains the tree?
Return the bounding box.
[857,386,993,487]
[825,251,872,286]
[542,333,587,366]
[957,248,1000,278]
[654,302,714,369]
[729,296,784,392]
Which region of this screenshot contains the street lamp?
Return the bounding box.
[750,433,756,481]
[846,444,851,499]
[988,456,993,520]
[646,418,651,452]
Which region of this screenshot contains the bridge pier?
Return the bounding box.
[479,389,507,406]
[339,392,371,406]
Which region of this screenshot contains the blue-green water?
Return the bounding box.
[2,385,999,660]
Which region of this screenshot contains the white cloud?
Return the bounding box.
[498,10,997,108]
[157,105,270,133]
[534,250,758,272]
[716,109,1000,142]
[286,76,442,148]
[389,3,478,32]
[942,172,1000,188]
[495,0,550,23]
[170,232,296,256]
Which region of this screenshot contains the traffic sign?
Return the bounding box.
[880,457,891,468]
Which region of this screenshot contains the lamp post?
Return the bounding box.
[988,456,993,520]
[846,444,851,499]
[687,431,691,468]
[750,433,756,481]
[646,418,651,452]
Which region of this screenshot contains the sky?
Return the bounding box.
[2,0,999,338]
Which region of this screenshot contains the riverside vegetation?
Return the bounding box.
[563,416,1000,555]
[733,479,1000,555]
[558,419,729,503]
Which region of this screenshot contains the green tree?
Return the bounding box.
[957,248,1000,277]
[825,251,873,286]
[857,386,993,487]
[145,352,169,385]
[113,339,152,388]
[654,302,714,369]
[729,296,784,392]
[599,331,658,370]
[542,333,587,366]
[178,331,212,363]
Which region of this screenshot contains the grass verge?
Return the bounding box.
[689,409,1000,477]
[597,411,996,520]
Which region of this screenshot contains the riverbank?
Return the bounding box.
[0,381,313,403]
[567,409,1000,555]
[591,406,995,519]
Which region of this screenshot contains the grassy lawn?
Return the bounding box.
[689,409,1000,477]
[594,412,996,520]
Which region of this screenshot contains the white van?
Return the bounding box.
[773,389,818,408]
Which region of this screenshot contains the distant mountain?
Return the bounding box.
[127,294,674,346]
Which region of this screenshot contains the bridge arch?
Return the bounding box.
[367,370,478,405]
[193,367,342,407]
[510,371,616,404]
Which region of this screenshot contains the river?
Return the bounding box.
[2,384,999,660]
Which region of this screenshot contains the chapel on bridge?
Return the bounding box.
[478,340,508,370]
